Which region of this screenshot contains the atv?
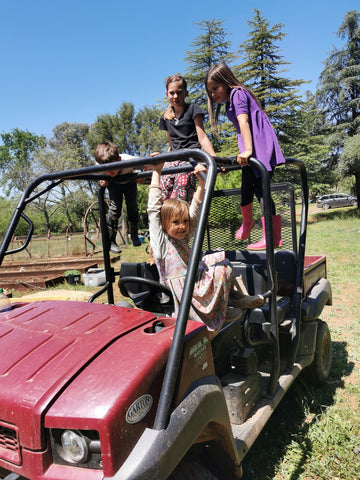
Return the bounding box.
[0,150,332,479]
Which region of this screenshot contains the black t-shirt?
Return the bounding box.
[159,103,205,151]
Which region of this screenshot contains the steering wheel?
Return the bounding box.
[118,276,174,309]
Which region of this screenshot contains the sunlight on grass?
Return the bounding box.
[5,206,360,480]
[242,208,360,480]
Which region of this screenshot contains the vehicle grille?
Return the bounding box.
[0,421,21,465]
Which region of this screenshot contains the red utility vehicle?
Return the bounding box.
[0,151,332,479]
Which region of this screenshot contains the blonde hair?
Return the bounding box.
[205,63,263,136]
[147,198,190,265]
[162,75,188,121]
[160,198,190,233]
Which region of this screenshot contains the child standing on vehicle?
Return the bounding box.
[148,161,264,337]
[94,142,142,252]
[159,74,216,203]
[205,63,285,250]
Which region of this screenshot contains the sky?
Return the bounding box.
[1,0,358,139]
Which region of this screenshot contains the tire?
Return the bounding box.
[304,320,332,386]
[168,461,219,480]
[351,200,357,206]
[322,203,330,210]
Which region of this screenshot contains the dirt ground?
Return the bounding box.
[13,288,93,302]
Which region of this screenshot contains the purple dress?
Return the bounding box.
[226,88,285,173]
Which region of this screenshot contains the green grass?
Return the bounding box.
[242,207,360,480]
[7,207,360,479]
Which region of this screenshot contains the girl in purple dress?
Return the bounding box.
[205,63,285,250]
[148,162,264,338]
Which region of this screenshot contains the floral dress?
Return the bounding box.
[148,185,233,332]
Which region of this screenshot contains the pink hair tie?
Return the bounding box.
[166,75,182,87]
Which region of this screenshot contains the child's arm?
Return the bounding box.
[136,164,151,184]
[148,162,167,262]
[192,164,207,203]
[236,113,253,166]
[150,161,164,186]
[166,132,172,151]
[188,164,206,236]
[194,115,216,156]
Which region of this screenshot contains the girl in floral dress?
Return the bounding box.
[147,162,264,337]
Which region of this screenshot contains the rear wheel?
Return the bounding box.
[304,320,332,386]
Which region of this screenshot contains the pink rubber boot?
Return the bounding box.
[272,215,283,248]
[248,215,283,250]
[235,203,255,240]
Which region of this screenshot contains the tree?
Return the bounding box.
[0,128,46,195]
[135,105,168,155]
[183,19,235,153]
[314,10,360,202]
[338,134,360,209]
[30,123,94,232]
[87,103,168,231]
[184,19,234,109]
[87,102,139,154]
[281,91,336,196]
[316,10,360,166]
[235,9,308,156]
[49,122,91,168]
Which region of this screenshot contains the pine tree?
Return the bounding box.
[183,19,234,153]
[315,10,360,204]
[184,19,234,109]
[235,9,307,156]
[316,10,360,162]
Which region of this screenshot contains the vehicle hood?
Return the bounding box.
[0,300,156,449]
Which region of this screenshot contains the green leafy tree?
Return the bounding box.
[49,122,91,167]
[338,134,360,209]
[34,122,94,230]
[316,10,360,160]
[135,105,168,155]
[88,104,167,224]
[0,128,46,195]
[315,10,360,200]
[284,91,336,195]
[87,102,139,154]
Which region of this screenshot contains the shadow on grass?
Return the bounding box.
[308,206,359,224]
[240,339,354,480]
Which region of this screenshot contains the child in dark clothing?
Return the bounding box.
[94,142,141,252]
[159,74,215,202]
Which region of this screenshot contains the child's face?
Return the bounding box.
[95,159,120,177]
[106,168,120,177]
[166,80,187,108]
[166,212,190,240]
[206,80,229,104]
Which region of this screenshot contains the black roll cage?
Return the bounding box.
[0,149,308,430]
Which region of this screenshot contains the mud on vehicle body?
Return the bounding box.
[0,150,332,479]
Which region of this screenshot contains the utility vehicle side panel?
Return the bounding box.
[304,255,327,295]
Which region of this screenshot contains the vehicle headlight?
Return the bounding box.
[50,429,102,469]
[61,430,89,463]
